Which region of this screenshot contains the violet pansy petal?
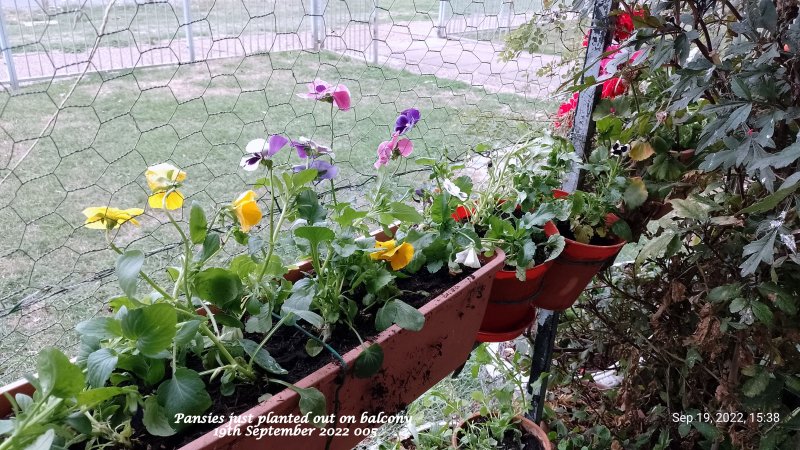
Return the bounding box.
[267,134,289,156]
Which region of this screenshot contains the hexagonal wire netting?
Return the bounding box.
[0,0,586,384]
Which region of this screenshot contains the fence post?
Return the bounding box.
[181,0,196,62]
[370,2,378,65]
[436,0,447,38]
[502,0,514,31]
[311,0,324,50]
[0,6,19,90]
[525,0,614,424]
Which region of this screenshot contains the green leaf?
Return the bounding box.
[365,269,394,294]
[288,386,326,426]
[157,368,212,430]
[143,395,176,436]
[750,301,774,326]
[295,226,335,251]
[305,339,324,357]
[623,177,648,209]
[296,190,326,224]
[739,186,799,214]
[174,320,201,347]
[120,303,177,358]
[87,348,117,388]
[37,348,84,398]
[354,344,384,378]
[194,268,243,310]
[334,206,368,228]
[116,250,144,299]
[389,202,423,223]
[292,168,319,187]
[708,284,741,302]
[76,317,122,339]
[742,367,770,397]
[610,220,633,242]
[375,299,425,332]
[23,429,55,450]
[740,231,778,276]
[635,230,677,267]
[76,386,135,407]
[692,422,720,441]
[196,233,221,264]
[728,297,747,314]
[189,202,208,245]
[240,339,288,375]
[670,198,713,221]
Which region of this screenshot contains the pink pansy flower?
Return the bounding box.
[297,79,351,111]
[374,133,414,168]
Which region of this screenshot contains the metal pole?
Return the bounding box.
[436,0,447,38]
[503,0,514,31]
[525,0,614,424]
[311,0,323,50]
[370,3,378,65]
[181,0,196,62]
[0,5,19,90]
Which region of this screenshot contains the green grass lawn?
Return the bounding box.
[0,49,556,384]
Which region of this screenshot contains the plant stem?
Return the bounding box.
[248,313,292,370]
[257,197,290,282]
[199,324,254,380]
[162,190,193,309]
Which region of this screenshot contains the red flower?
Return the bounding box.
[555,92,580,128]
[614,9,645,41]
[601,78,628,99]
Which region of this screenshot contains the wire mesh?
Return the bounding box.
[0,0,585,385]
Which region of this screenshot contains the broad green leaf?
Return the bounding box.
[87,348,117,388]
[240,339,288,375]
[174,320,202,347]
[334,206,368,228]
[750,301,774,326]
[742,367,770,397]
[76,317,122,339]
[77,386,135,407]
[305,339,324,357]
[120,303,177,357]
[287,386,326,426]
[353,344,384,378]
[157,368,212,430]
[629,140,655,161]
[38,348,84,398]
[635,230,677,267]
[296,190,326,224]
[193,268,242,310]
[389,202,423,223]
[708,284,741,302]
[196,233,221,264]
[189,202,208,244]
[670,198,713,221]
[729,297,747,314]
[739,231,778,276]
[375,299,425,332]
[0,419,13,435]
[116,250,144,299]
[143,395,176,436]
[292,168,319,187]
[692,422,721,441]
[623,177,647,209]
[23,429,54,450]
[294,226,335,247]
[230,254,259,280]
[739,186,799,214]
[610,220,633,242]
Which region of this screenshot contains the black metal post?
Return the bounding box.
[525,0,614,423]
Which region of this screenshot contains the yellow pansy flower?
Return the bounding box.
[82,207,144,230]
[370,240,415,271]
[148,191,185,210]
[145,163,186,191]
[232,190,262,233]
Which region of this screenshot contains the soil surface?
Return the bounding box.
[128,267,475,449]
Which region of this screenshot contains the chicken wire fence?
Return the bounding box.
[0,0,586,384]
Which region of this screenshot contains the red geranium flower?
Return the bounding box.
[614,8,645,41]
[555,92,580,128]
[601,77,628,99]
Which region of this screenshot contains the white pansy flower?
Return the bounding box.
[455,246,481,269]
[443,179,468,201]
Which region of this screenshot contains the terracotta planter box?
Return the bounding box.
[452,413,552,450]
[1,248,505,450]
[183,248,505,450]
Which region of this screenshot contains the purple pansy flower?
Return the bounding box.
[293,159,339,181]
[297,79,351,111]
[293,137,332,160]
[240,135,289,171]
[394,108,420,135]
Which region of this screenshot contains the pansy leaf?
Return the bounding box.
[376,299,425,332]
[193,268,242,310]
[240,339,288,375]
[120,303,177,358]
[156,368,212,431]
[353,344,384,378]
[189,202,208,244]
[76,317,122,340]
[296,190,327,224]
[293,168,319,187]
[143,395,176,436]
[87,348,118,388]
[196,233,221,264]
[116,250,144,299]
[37,348,84,398]
[389,202,423,223]
[287,386,326,427]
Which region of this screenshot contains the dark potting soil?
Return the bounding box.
[555,220,618,247]
[457,416,544,450]
[128,267,476,450]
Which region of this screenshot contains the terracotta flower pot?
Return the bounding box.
[451,413,551,450]
[451,203,559,342]
[533,190,625,311]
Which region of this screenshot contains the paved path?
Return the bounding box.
[0,17,564,99]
